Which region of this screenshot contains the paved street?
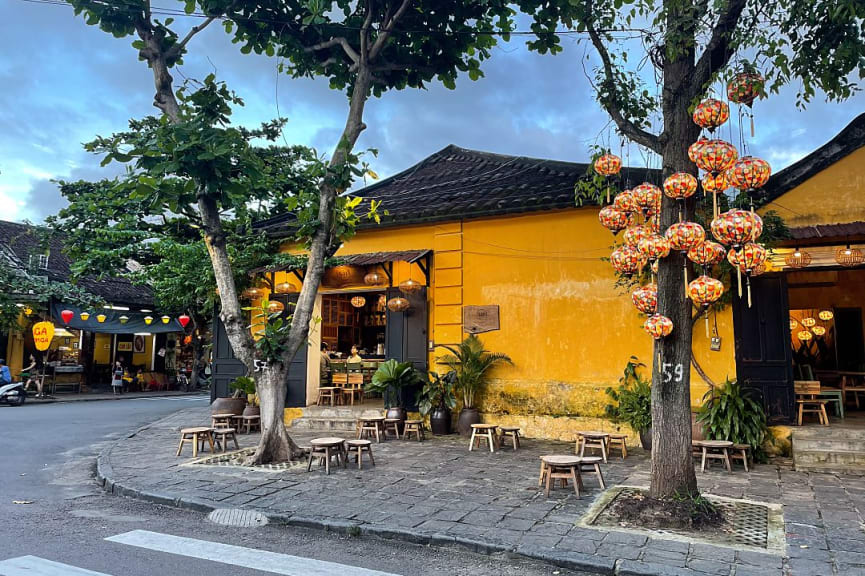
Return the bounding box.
[0,398,589,576]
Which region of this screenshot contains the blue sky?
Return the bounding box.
[1,1,863,223]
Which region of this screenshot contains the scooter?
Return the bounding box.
[0,381,26,406]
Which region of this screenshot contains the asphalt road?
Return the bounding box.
[0,397,590,576]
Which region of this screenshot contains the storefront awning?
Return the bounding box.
[250,249,431,274]
[50,303,184,334]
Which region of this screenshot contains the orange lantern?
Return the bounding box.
[350,296,366,308]
[624,224,652,247]
[688,240,727,268]
[613,190,637,213]
[727,71,765,108]
[274,281,297,294]
[663,172,698,201]
[688,137,709,164]
[598,206,632,234]
[798,330,813,342]
[632,182,661,215]
[631,284,658,315]
[665,222,706,252]
[701,171,729,217]
[688,275,725,336]
[693,98,730,132]
[728,156,771,191]
[638,234,671,262]
[644,314,674,340]
[812,326,827,337]
[267,300,285,314]
[611,245,644,276]
[819,310,834,321]
[242,287,263,300]
[711,209,763,247]
[594,153,622,177]
[387,297,410,312]
[801,317,816,328]
[694,139,738,174]
[728,242,768,306]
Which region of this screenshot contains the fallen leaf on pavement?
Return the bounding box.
[12,500,33,505]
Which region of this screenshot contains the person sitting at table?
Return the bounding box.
[347,345,363,365]
[320,342,332,385]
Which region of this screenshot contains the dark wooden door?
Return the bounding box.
[210,311,247,402]
[278,294,307,408]
[385,287,428,410]
[732,274,794,423]
[835,307,865,371]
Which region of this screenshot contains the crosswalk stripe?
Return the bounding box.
[106,530,400,576]
[0,555,114,576]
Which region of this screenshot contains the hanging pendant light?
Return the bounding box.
[637,234,671,263]
[364,271,385,286]
[801,317,816,328]
[61,309,74,324]
[728,156,771,191]
[785,247,812,269]
[694,139,739,174]
[350,296,366,308]
[789,319,798,331]
[632,183,661,215]
[692,98,730,132]
[798,330,813,342]
[242,287,263,300]
[812,326,827,337]
[387,297,410,312]
[274,281,298,294]
[178,314,191,327]
[819,310,834,321]
[688,240,727,268]
[96,314,107,323]
[644,314,674,339]
[836,245,864,267]
[267,300,285,314]
[399,278,423,295]
[727,71,765,107]
[161,315,171,324]
[80,312,91,321]
[144,316,153,325]
[666,222,706,252]
[594,153,622,177]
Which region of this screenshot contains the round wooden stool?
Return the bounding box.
[694,440,734,473]
[176,427,214,458]
[578,456,606,489]
[212,428,239,453]
[607,433,628,459]
[307,437,347,475]
[403,420,425,441]
[383,418,401,440]
[357,416,385,443]
[539,455,583,498]
[211,413,234,428]
[497,426,521,450]
[469,424,498,452]
[576,431,610,462]
[345,439,375,469]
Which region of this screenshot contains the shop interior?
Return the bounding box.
[320,291,388,360]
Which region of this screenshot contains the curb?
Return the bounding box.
[35,392,208,405]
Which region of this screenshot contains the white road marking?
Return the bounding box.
[106,530,401,576]
[0,556,114,576]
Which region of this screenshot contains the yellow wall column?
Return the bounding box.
[432,223,464,351]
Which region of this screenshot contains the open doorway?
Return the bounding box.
[321,291,388,361]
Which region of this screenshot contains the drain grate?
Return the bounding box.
[717,497,768,548]
[208,508,269,528]
[187,447,304,472]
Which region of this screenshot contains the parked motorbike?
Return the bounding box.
[0,381,26,406]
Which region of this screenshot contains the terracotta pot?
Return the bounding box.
[457,407,480,435]
[243,404,260,417]
[211,396,246,416]
[430,407,452,435]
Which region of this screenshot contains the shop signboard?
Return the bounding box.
[32,321,55,351]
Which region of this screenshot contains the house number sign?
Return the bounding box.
[463,305,500,334]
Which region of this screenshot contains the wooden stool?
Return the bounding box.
[578,456,606,489]
[317,387,339,406]
[576,431,610,462]
[307,437,346,475]
[469,424,498,452]
[212,428,239,453]
[497,426,521,450]
[345,439,375,470]
[539,455,583,498]
[211,413,234,428]
[607,433,628,459]
[695,440,733,473]
[239,414,261,434]
[357,417,385,443]
[383,418,401,440]
[176,427,214,458]
[403,420,425,441]
[731,443,752,472]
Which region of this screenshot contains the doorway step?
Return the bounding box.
[288,403,386,433]
[793,426,865,474]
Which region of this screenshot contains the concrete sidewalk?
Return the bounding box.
[97,407,865,576]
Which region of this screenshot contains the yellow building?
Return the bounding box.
[241,114,865,440]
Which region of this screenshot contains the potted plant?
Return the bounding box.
[698,378,767,459]
[366,359,421,430]
[438,334,513,435]
[210,376,250,416]
[604,357,652,450]
[231,376,261,417]
[417,371,457,435]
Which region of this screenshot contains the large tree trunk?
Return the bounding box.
[649,3,701,499]
[246,365,305,465]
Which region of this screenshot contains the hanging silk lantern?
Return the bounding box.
[728,156,771,191]
[632,182,661,215]
[785,247,812,269]
[23,306,33,316]
[701,171,729,217]
[611,245,644,276]
[644,314,674,339]
[727,71,765,107]
[789,319,798,331]
[819,310,834,321]
[274,281,297,294]
[594,153,622,177]
[666,222,706,252]
[624,224,652,247]
[144,316,153,325]
[399,278,423,295]
[96,314,107,323]
[613,189,637,213]
[80,312,90,321]
[688,275,725,337]
[364,271,385,286]
[688,137,709,164]
[836,245,865,267]
[161,315,171,324]
[387,297,410,312]
[801,317,816,328]
[812,326,827,337]
[350,296,366,308]
[61,309,74,324]
[693,98,730,132]
[267,300,285,314]
[728,242,768,306]
[178,314,191,328]
[631,284,658,315]
[663,172,698,201]
[798,330,813,342]
[638,234,671,262]
[711,209,763,247]
[598,206,632,234]
[694,139,738,174]
[688,240,727,268]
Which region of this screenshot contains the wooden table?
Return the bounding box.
[176,427,215,458]
[694,440,733,473]
[576,431,610,462]
[539,455,584,498]
[840,372,865,408]
[307,437,347,475]
[357,416,386,443]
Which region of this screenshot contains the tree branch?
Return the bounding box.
[359,0,375,62]
[689,0,748,100]
[168,15,217,59]
[585,17,662,153]
[368,0,413,62]
[304,37,360,64]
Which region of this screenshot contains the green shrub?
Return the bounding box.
[697,378,767,459]
[605,356,652,433]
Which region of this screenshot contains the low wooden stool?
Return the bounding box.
[307,437,346,475]
[578,456,606,489]
[211,413,234,428]
[383,418,401,440]
[607,433,628,459]
[357,417,385,443]
[576,431,610,462]
[345,439,375,469]
[212,428,239,453]
[695,440,733,473]
[176,427,214,458]
[497,426,521,450]
[403,419,425,441]
[317,387,338,406]
[731,443,752,472]
[469,424,498,452]
[239,414,261,434]
[539,455,583,498]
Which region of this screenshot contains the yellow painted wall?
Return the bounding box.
[93,333,112,365]
[132,335,153,369]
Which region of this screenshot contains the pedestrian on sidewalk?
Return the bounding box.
[111,361,124,395]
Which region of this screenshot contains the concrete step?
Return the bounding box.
[288,417,358,432]
[794,427,865,441]
[793,438,865,452]
[301,405,384,419]
[794,448,865,469]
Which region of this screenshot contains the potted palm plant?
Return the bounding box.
[366,359,421,430]
[417,371,457,435]
[604,357,652,450]
[438,334,512,435]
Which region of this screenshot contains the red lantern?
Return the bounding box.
[644,314,674,340]
[663,172,698,201]
[688,276,725,307]
[711,209,763,247]
[623,224,652,247]
[693,98,730,132]
[727,72,765,107]
[632,284,658,315]
[727,156,771,190]
[688,137,709,164]
[61,309,74,324]
[178,314,191,328]
[611,245,644,276]
[632,182,661,214]
[694,139,738,174]
[594,153,622,177]
[613,189,637,213]
[598,206,632,234]
[665,222,706,252]
[638,234,671,262]
[688,240,727,267]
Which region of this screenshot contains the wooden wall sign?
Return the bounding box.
[463,305,500,334]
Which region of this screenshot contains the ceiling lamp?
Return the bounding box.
[692,98,730,132]
[789,319,798,331]
[387,297,410,312]
[836,245,864,267]
[797,330,813,342]
[399,278,423,295]
[350,296,366,308]
[274,281,297,294]
[812,326,827,337]
[785,247,812,269]
[801,317,816,328]
[364,271,385,286]
[819,310,834,321]
[242,287,263,300]
[267,300,285,314]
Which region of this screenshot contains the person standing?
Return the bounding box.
[111,360,124,395]
[0,359,11,386]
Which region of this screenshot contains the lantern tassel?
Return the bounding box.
[713,191,718,218]
[684,264,689,299]
[606,182,611,204]
[747,277,753,308]
[750,114,755,138]
[705,312,710,339]
[737,266,743,298]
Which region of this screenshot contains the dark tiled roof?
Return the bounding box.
[759,113,865,206]
[255,145,656,236]
[0,219,153,306]
[249,250,430,274]
[789,221,865,242]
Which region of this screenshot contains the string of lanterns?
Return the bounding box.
[58,309,191,328]
[792,310,835,343]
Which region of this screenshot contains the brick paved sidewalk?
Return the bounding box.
[98,407,865,576]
